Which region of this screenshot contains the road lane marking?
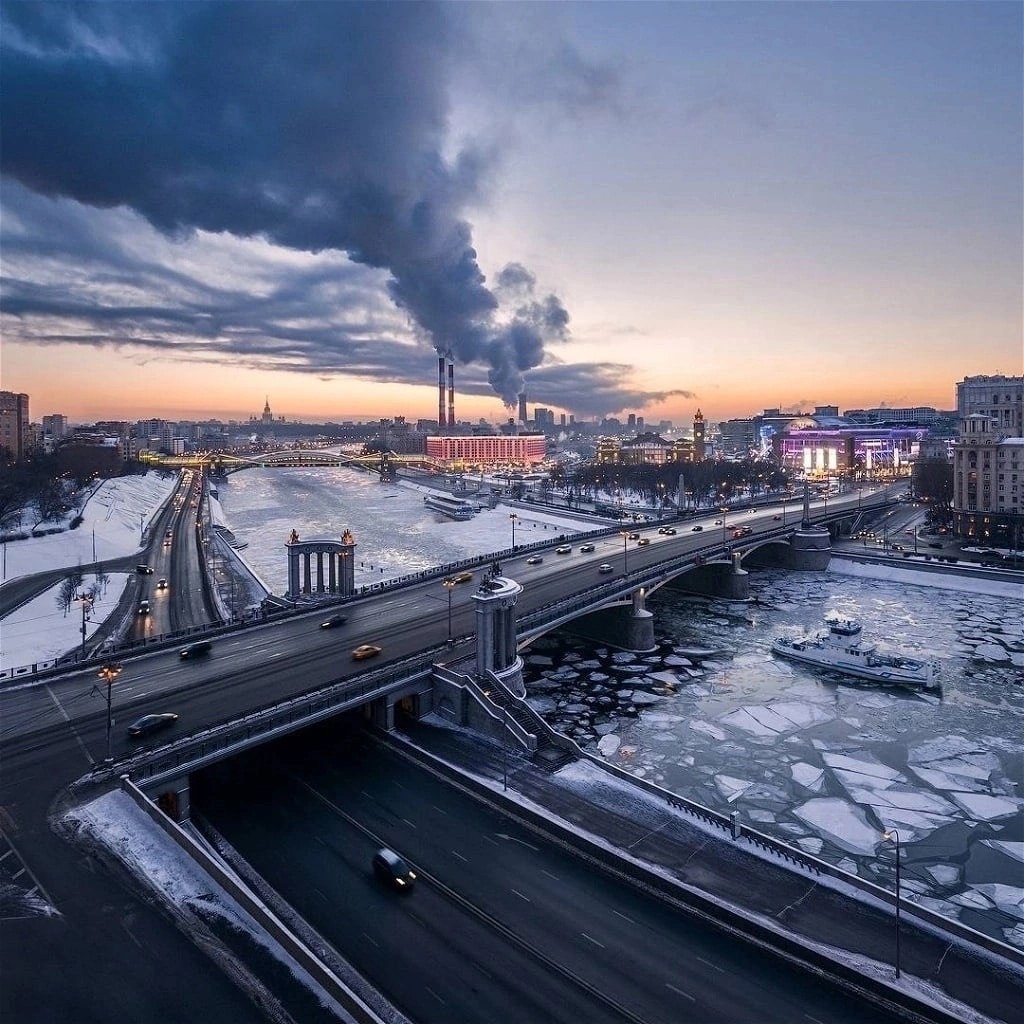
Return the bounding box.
[424,987,447,1006]
[431,805,448,815]
[362,932,379,948]
[612,909,635,924]
[359,790,373,799]
[666,983,695,1002]
[804,1016,825,1024]
[496,833,539,851]
[401,817,417,829]
[581,933,605,948]
[314,835,327,847]
[451,850,468,862]
[510,888,532,903]
[696,956,723,973]
[482,835,499,846]
[540,869,561,882]
[44,686,92,765]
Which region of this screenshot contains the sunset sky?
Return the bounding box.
[1,1,1021,426]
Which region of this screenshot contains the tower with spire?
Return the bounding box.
[262,396,273,426]
[693,408,706,460]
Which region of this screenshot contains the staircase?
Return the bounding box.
[484,680,577,775]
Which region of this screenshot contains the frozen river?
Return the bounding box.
[218,467,1023,947]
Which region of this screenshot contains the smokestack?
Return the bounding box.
[437,356,447,433]
[518,392,528,426]
[447,359,455,429]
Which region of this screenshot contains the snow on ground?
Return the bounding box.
[0,573,130,670]
[829,556,1024,600]
[1,471,179,584]
[63,789,352,1020]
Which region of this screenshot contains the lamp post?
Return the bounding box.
[509,511,518,550]
[76,590,94,660]
[97,662,122,764]
[619,530,630,575]
[442,577,455,644]
[882,829,902,979]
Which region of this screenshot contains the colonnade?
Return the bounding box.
[286,528,357,598]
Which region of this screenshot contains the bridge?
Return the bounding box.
[153,448,451,475]
[4,485,1022,1024]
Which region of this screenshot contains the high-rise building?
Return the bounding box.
[517,393,528,426]
[952,412,1023,546]
[42,413,69,439]
[0,391,30,463]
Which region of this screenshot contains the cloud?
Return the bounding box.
[0,1,618,406]
[1,184,666,417]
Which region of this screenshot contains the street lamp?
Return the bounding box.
[76,590,94,660]
[509,512,518,550]
[442,577,455,644]
[619,530,630,575]
[882,829,902,979]
[96,662,122,764]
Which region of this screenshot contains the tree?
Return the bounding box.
[32,479,67,531]
[56,577,78,615]
[914,457,953,507]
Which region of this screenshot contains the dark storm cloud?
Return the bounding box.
[0,1,614,406]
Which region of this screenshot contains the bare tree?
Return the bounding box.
[56,577,78,615]
[95,569,110,596]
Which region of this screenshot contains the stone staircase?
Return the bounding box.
[483,680,577,775]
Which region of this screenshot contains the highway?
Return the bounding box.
[195,725,904,1024]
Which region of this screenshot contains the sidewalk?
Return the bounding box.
[396,716,1022,1024]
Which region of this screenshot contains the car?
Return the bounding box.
[627,532,640,540]
[156,578,167,590]
[598,563,614,573]
[691,525,703,532]
[127,713,178,738]
[657,527,669,534]
[662,528,676,535]
[320,613,348,629]
[714,519,723,526]
[163,538,172,547]
[772,515,782,521]
[137,599,151,616]
[927,541,943,549]
[637,538,650,546]
[451,571,473,583]
[180,640,212,659]
[905,529,915,535]
[890,544,904,552]
[372,848,416,890]
[352,644,383,660]
[526,556,543,565]
[579,543,595,553]
[136,564,154,575]
[165,529,173,538]
[555,545,572,554]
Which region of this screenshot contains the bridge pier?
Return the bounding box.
[473,575,525,696]
[149,776,191,823]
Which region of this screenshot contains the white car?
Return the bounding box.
[598,563,614,574]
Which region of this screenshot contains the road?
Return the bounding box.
[195,726,904,1024]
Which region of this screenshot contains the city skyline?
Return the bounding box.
[1,2,1021,424]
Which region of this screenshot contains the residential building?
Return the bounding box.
[952,412,1023,546]
[956,375,1024,436]
[0,391,30,463]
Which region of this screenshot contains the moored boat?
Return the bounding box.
[771,618,940,691]
[423,492,477,520]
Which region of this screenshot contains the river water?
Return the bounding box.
[217,467,1024,946]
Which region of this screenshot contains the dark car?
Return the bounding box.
[637,538,650,546]
[373,848,416,890]
[156,578,167,590]
[772,514,782,521]
[691,525,703,532]
[320,613,348,629]
[137,599,151,616]
[136,564,154,575]
[179,640,212,659]
[127,713,178,738]
[579,543,596,553]
[662,528,676,535]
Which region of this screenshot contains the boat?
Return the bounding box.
[771,618,940,691]
[423,493,477,520]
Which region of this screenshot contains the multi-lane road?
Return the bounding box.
[196,726,906,1024]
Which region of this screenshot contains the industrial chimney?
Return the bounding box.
[437,356,447,433]
[517,392,528,427]
[447,358,455,429]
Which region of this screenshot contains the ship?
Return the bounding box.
[423,492,477,520]
[771,618,940,691]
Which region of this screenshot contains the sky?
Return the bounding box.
[0,1,1021,426]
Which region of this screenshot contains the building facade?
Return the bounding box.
[952,413,1023,547]
[0,391,30,463]
[956,375,1024,436]
[425,433,546,466]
